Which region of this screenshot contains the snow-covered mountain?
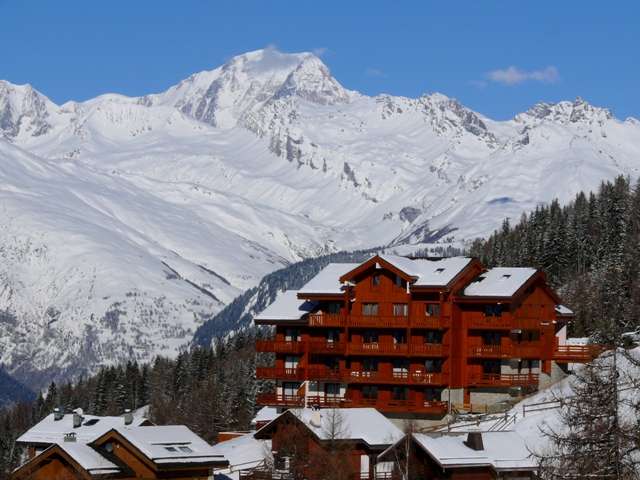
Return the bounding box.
[1,48,639,388]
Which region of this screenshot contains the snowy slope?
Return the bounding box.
[1,48,640,388]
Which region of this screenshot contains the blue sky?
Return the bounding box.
[1,0,638,120]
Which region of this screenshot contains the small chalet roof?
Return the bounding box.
[386,431,537,471]
[210,432,270,474]
[380,255,473,287]
[555,304,574,316]
[254,290,316,322]
[257,408,402,447]
[251,406,279,426]
[17,412,148,445]
[298,263,360,295]
[463,267,537,298]
[57,442,121,474]
[114,425,226,464]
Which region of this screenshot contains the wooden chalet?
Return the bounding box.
[377,430,537,479]
[254,254,598,415]
[12,411,228,480]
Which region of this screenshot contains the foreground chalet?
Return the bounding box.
[12,410,228,479]
[255,254,598,416]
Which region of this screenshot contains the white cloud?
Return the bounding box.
[486,66,559,86]
[365,67,388,78]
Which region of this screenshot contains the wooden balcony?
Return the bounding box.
[410,342,446,356]
[348,342,409,356]
[256,367,306,381]
[306,313,450,329]
[467,344,512,358]
[256,339,305,354]
[467,313,543,330]
[553,344,602,363]
[256,393,304,408]
[357,398,448,415]
[467,373,539,388]
[307,340,347,355]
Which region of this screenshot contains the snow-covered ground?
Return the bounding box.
[1,48,640,387]
[445,348,640,458]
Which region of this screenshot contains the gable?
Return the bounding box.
[12,445,94,480]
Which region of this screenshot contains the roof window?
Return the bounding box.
[435,268,445,273]
[164,446,178,452]
[179,446,193,453]
[502,274,512,279]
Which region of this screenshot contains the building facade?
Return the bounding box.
[255,255,597,416]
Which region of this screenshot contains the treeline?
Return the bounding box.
[470,175,640,338]
[0,331,266,479]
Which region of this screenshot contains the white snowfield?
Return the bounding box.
[1,47,640,387]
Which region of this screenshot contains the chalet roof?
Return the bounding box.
[298,263,360,295]
[257,408,402,447]
[57,442,121,475]
[210,432,271,475]
[113,425,226,464]
[253,290,316,321]
[463,267,537,298]
[379,255,473,287]
[383,431,537,471]
[251,406,279,426]
[17,411,148,445]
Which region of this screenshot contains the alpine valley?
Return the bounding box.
[1,48,639,391]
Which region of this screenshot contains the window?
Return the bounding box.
[362,303,379,316]
[393,330,406,344]
[285,328,300,342]
[392,386,408,400]
[425,303,440,317]
[425,330,442,344]
[482,332,502,345]
[179,446,193,453]
[424,359,442,373]
[393,303,408,316]
[363,358,378,372]
[324,357,339,370]
[482,360,501,374]
[285,355,300,369]
[164,446,177,452]
[372,275,381,286]
[363,330,378,343]
[325,383,340,397]
[327,302,341,314]
[424,388,441,402]
[484,304,502,317]
[392,359,409,373]
[283,382,301,397]
[326,329,340,343]
[362,385,378,399]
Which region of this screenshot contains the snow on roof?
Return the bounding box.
[251,406,278,426]
[57,442,121,474]
[210,432,270,475]
[298,263,360,295]
[17,413,148,445]
[409,431,537,471]
[262,408,402,447]
[115,425,226,464]
[555,304,574,316]
[380,255,473,287]
[254,290,316,321]
[463,267,536,297]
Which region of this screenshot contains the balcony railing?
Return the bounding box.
[467,344,512,358]
[349,342,409,356]
[255,340,305,354]
[256,367,306,381]
[257,393,447,415]
[308,340,347,354]
[467,313,544,330]
[260,365,446,385]
[467,373,539,388]
[553,344,602,362]
[306,313,450,329]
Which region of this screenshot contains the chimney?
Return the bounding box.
[53,407,64,421]
[124,409,133,425]
[464,431,484,451]
[64,432,77,443]
[73,412,83,428]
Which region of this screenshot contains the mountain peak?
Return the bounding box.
[518,97,613,125]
